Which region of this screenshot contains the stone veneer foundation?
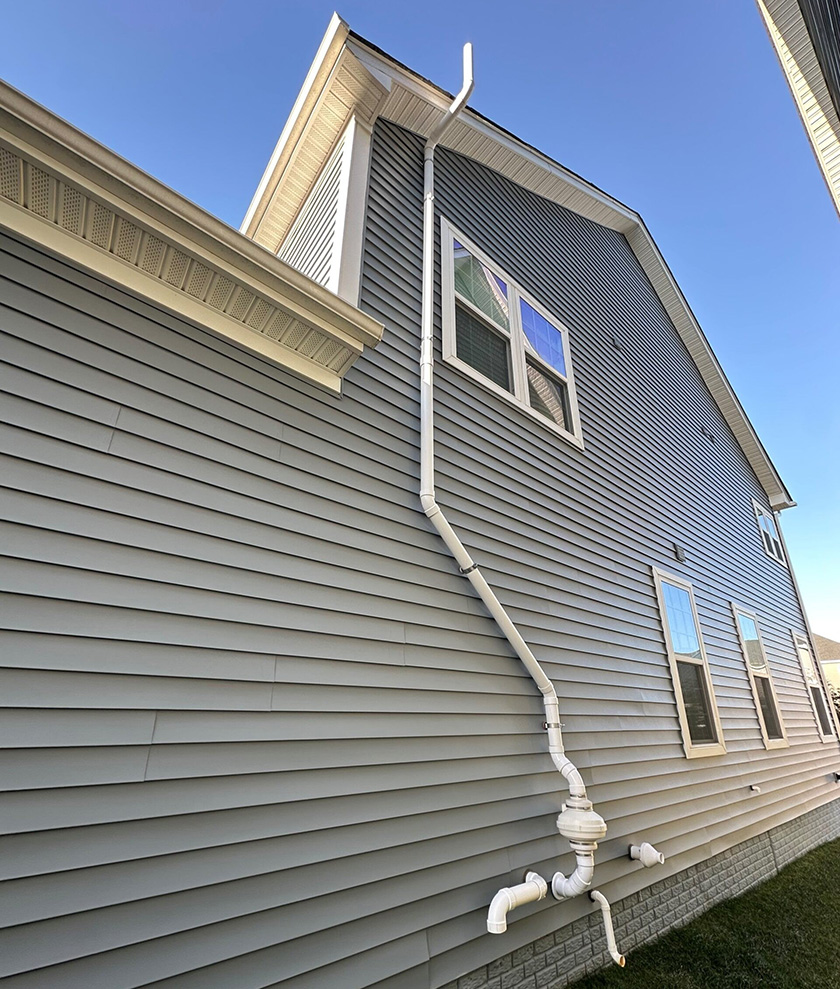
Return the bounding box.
[441,797,840,989]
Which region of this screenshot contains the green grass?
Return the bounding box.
[570,838,840,989]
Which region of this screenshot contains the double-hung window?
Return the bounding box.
[753,500,786,565]
[653,568,726,758]
[731,606,787,748]
[793,632,836,739]
[441,219,581,446]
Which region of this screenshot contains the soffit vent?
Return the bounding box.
[0,141,361,386]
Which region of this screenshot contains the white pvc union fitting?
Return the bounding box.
[629,842,665,868]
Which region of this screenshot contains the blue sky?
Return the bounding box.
[2,0,838,637]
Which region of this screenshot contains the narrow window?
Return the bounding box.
[442,220,581,446]
[793,632,835,739]
[732,606,787,749]
[653,569,726,758]
[452,240,512,390]
[753,501,786,565]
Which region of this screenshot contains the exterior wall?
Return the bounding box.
[360,117,840,979]
[437,798,840,989]
[278,132,346,285]
[0,226,550,987]
[1,114,839,989]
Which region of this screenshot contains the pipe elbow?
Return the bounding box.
[551,844,596,900]
[486,872,547,934]
[486,888,514,935]
[552,755,586,798]
[551,864,593,900]
[590,890,626,967]
[420,493,438,517]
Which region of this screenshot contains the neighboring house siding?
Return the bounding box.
[816,634,840,689]
[277,134,345,286]
[0,107,838,989]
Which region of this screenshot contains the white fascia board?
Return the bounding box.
[0,195,346,394]
[347,37,640,233]
[241,12,350,238]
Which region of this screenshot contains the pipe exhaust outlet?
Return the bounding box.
[629,842,665,868]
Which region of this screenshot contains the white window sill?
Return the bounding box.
[684,741,727,759]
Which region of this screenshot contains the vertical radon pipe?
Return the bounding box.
[418,44,616,943]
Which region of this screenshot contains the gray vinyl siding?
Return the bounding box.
[277,134,345,286]
[0,106,837,989]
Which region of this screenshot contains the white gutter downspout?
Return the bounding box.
[418,44,619,953]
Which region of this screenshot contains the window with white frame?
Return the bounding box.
[732,606,787,748]
[793,632,835,739]
[441,220,581,445]
[653,568,726,758]
[753,501,786,565]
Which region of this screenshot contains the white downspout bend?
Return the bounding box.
[426,44,475,149]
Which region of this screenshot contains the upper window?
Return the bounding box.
[732,605,787,749]
[753,501,786,565]
[653,569,726,758]
[793,632,836,739]
[441,220,581,446]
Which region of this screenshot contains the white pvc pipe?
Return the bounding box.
[418,40,604,937]
[486,872,548,934]
[551,847,595,899]
[418,48,586,802]
[589,891,626,967]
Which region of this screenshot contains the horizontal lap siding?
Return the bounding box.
[277,135,345,286]
[358,119,840,986]
[0,228,541,988]
[1,106,838,989]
